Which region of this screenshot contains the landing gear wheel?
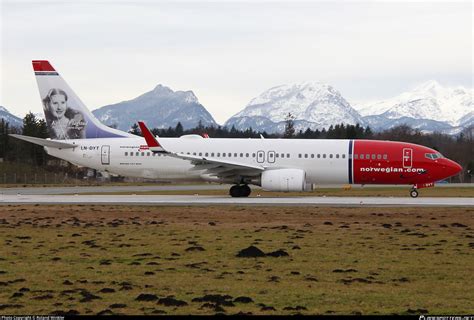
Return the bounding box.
[229,185,239,197]
[229,185,252,198]
[410,189,419,198]
[241,185,251,197]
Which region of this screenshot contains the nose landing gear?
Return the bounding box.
[229,184,251,198]
[409,188,419,198]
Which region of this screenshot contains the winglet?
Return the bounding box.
[138,121,165,151]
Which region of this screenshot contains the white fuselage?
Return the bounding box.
[45,136,351,184]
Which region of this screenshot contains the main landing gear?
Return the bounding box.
[229,184,251,198]
[409,187,419,198]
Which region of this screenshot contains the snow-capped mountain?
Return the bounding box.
[225,82,365,133]
[92,84,218,131]
[0,106,23,128]
[354,81,473,132]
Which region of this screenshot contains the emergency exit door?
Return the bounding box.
[402,148,412,168]
[101,145,110,165]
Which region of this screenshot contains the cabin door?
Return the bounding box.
[402,148,412,168]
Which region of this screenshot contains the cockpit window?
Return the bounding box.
[425,153,443,160]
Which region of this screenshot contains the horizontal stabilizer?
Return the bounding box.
[9,134,77,149]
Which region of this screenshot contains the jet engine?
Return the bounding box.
[260,169,312,192]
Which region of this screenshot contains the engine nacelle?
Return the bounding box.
[261,169,311,192]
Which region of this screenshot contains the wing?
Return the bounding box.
[171,152,264,178]
[137,121,264,180]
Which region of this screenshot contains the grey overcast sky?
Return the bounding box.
[0,0,472,124]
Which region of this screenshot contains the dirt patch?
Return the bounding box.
[135,294,158,302]
[236,246,265,258]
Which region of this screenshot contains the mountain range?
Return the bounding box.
[225,82,365,133]
[353,81,473,135]
[226,81,472,135]
[1,81,472,135]
[92,84,218,131]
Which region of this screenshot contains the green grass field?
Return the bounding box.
[0,205,472,315]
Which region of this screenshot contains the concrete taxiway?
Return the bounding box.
[0,194,472,207]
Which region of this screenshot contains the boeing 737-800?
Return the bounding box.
[11,60,462,198]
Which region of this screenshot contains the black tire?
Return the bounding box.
[229,185,251,197]
[229,185,239,197]
[410,189,419,198]
[241,185,251,197]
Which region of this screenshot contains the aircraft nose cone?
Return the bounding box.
[452,161,462,174]
[446,160,462,177]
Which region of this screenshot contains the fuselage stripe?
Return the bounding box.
[348,139,353,184]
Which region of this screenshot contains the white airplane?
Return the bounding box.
[11,60,462,198]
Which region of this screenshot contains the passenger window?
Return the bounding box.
[383,154,387,160]
[152,153,156,157]
[136,152,139,156]
[281,153,284,158]
[252,153,256,157]
[205,153,209,157]
[311,154,314,158]
[304,154,308,158]
[223,153,226,157]
[240,153,243,157]
[366,154,370,159]
[199,153,202,156]
[342,154,346,159]
[317,154,320,158]
[336,154,339,159]
[276,153,279,158]
[147,152,150,156]
[287,153,290,158]
[125,152,128,156]
[193,152,196,155]
[377,154,381,160]
[234,153,237,157]
[329,154,333,159]
[298,154,302,158]
[371,154,376,160]
[211,153,214,157]
[217,153,220,157]
[323,154,326,158]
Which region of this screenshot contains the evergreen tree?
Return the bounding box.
[175,122,184,136]
[129,123,142,136]
[284,113,295,138]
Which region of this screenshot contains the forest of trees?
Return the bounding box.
[1,112,473,182]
